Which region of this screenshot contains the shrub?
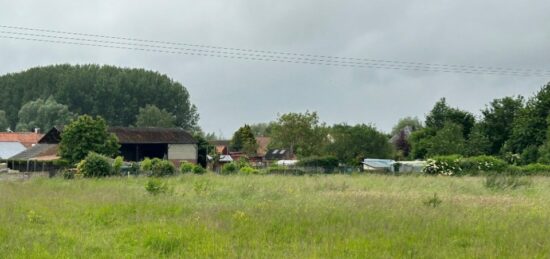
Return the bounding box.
[192,165,206,174]
[61,169,74,179]
[460,155,508,175]
[145,179,168,195]
[235,158,251,169]
[112,156,124,175]
[78,152,113,178]
[297,156,339,172]
[423,193,442,208]
[140,158,153,172]
[240,166,260,175]
[514,163,550,176]
[222,163,238,174]
[150,159,176,177]
[179,161,194,174]
[423,155,462,176]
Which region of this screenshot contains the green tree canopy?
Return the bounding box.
[135,104,176,128]
[16,96,74,132]
[506,83,550,153]
[0,64,199,131]
[479,96,524,154]
[270,111,327,158]
[230,125,258,155]
[425,98,475,137]
[249,122,276,137]
[391,116,423,136]
[59,115,120,164]
[326,124,392,165]
[426,122,466,157]
[0,110,8,131]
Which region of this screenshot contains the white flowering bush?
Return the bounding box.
[423,155,462,176]
[423,155,508,176]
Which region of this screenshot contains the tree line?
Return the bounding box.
[225,82,550,166]
[0,64,199,131]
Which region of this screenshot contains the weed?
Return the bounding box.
[423,193,442,208]
[145,179,168,195]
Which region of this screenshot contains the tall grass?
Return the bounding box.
[1,174,550,258]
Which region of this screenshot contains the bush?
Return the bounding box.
[192,165,206,174]
[112,156,124,175]
[222,163,238,174]
[513,164,550,175]
[423,155,462,176]
[140,158,153,172]
[424,155,508,176]
[145,179,168,195]
[78,152,113,178]
[460,155,508,175]
[150,158,175,177]
[179,161,194,174]
[240,166,260,175]
[297,156,339,172]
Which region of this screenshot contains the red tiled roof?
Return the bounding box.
[0,132,43,148]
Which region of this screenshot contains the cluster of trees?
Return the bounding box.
[230,111,393,165]
[396,82,550,165]
[0,64,199,131]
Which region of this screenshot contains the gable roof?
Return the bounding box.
[10,144,58,160]
[109,127,197,144]
[37,126,197,145]
[0,132,43,148]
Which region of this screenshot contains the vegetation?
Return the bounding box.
[0,64,199,131]
[3,174,550,257]
[59,115,120,164]
[179,161,194,174]
[77,152,113,178]
[16,96,74,132]
[135,104,177,128]
[230,125,258,155]
[149,158,176,177]
[269,111,327,158]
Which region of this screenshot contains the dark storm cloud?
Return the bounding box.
[1,0,549,136]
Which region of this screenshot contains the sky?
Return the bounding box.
[1,0,549,137]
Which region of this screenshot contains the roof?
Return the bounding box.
[0,142,27,159]
[10,144,58,160]
[362,158,395,168]
[219,155,233,162]
[265,148,292,160]
[109,127,196,144]
[0,132,43,148]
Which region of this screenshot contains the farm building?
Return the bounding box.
[0,132,43,159]
[11,126,198,165]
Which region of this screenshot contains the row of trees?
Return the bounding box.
[0,97,181,132]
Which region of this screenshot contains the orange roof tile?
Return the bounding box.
[0,132,43,148]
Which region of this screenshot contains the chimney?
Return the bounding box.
[34,128,40,134]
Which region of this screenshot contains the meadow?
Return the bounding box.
[1,173,550,258]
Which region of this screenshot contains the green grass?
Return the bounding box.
[1,174,550,258]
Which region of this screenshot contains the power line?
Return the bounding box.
[0,25,549,77]
[2,30,549,76]
[2,24,546,74]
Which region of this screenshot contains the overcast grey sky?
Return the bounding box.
[1,0,549,137]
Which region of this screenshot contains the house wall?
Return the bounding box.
[168,144,198,163]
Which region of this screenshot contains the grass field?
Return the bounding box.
[1,173,549,258]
